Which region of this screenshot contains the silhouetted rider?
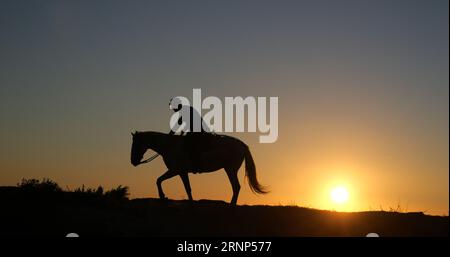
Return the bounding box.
[168,98,210,135]
[169,98,212,171]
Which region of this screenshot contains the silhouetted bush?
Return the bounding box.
[17,178,62,193]
[104,185,129,200]
[16,178,128,201]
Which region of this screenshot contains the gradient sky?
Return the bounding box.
[1,0,448,214]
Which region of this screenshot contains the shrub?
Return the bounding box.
[17,178,62,193]
[104,185,129,200]
[16,178,128,201]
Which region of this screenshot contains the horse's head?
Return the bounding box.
[130,131,146,167]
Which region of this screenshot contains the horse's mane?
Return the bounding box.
[137,131,168,137]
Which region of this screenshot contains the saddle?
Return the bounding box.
[183,132,218,170]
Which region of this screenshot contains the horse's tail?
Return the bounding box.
[244,146,269,194]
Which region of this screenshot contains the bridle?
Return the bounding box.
[133,138,160,165]
[140,153,160,164]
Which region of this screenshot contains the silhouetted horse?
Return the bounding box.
[130,131,267,205]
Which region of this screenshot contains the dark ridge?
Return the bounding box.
[0,184,447,237]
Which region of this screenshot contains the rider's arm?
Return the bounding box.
[169,115,182,135]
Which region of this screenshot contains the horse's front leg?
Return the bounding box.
[156,170,177,200]
[180,172,193,201]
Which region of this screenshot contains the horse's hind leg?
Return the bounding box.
[156,170,177,200]
[180,172,193,201]
[225,167,241,205]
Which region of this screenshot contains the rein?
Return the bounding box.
[140,153,160,164]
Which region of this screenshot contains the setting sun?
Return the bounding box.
[330,186,349,204]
